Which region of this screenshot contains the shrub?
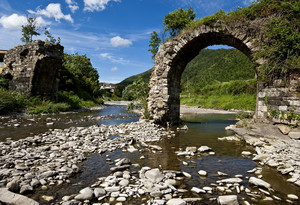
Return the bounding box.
[186,10,226,30]
[0,75,9,89]
[58,91,81,109]
[0,88,27,114]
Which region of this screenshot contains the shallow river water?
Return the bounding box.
[1,104,300,204]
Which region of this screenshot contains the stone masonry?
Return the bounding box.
[257,71,300,119]
[147,20,300,125]
[2,40,64,100]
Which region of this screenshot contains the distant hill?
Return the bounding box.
[117,68,152,87]
[118,49,255,93]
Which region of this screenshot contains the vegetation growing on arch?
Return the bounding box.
[149,7,196,59]
[183,0,299,82]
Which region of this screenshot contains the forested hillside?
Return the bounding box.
[118,69,152,87]
[181,49,255,93]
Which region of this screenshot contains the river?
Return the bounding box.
[0,104,299,204]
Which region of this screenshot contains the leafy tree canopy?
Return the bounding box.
[58,53,101,99]
[122,78,148,101]
[149,7,195,59]
[163,7,196,37]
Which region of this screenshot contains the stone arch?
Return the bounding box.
[148,24,261,125]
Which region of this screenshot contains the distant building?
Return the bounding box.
[0,50,8,73]
[100,82,117,93]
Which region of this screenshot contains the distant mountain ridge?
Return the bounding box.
[118,48,255,92]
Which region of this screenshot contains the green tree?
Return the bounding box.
[122,78,148,101]
[148,31,162,60]
[21,17,40,43]
[163,7,196,37]
[122,78,150,119]
[58,53,101,99]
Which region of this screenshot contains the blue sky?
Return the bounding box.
[0,0,254,83]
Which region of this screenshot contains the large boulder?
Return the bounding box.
[0,188,39,205]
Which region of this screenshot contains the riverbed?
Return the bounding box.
[0,103,300,204]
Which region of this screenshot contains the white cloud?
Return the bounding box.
[65,0,79,13]
[111,67,118,71]
[100,52,129,64]
[100,53,111,58]
[110,36,132,47]
[0,14,49,31]
[0,13,26,30]
[83,0,121,12]
[28,3,74,23]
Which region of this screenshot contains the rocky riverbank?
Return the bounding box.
[224,119,300,202]
[1,103,300,205]
[0,119,173,204]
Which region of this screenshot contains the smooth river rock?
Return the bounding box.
[166,198,186,205]
[217,195,239,205]
[0,188,39,205]
[74,187,94,201]
[249,177,271,189]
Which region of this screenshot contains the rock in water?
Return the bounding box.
[198,170,207,176]
[74,187,94,201]
[145,168,164,183]
[249,177,271,189]
[217,195,239,205]
[287,194,298,200]
[166,198,186,205]
[198,146,212,152]
[94,188,106,198]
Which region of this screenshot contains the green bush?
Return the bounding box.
[0,75,9,89]
[58,91,81,109]
[186,10,226,29]
[0,88,27,114]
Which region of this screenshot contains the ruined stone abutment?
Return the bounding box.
[148,23,300,125]
[3,40,64,100]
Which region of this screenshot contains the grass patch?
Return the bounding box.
[181,94,256,111]
[27,101,70,114]
[0,89,104,115]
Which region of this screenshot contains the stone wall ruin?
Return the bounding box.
[2,40,64,100]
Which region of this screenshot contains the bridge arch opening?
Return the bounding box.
[181,44,256,94]
[148,27,259,125]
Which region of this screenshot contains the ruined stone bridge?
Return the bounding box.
[148,21,300,125]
